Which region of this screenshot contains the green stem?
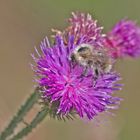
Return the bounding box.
[0,88,40,140]
[9,108,48,140]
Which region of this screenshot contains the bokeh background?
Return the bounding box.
[0,0,140,140]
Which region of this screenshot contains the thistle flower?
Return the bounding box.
[32,34,122,120]
[61,12,105,48]
[105,19,140,58]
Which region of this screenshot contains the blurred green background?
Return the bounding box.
[0,0,140,140]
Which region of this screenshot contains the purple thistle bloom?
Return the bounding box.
[64,12,105,47]
[105,19,140,58]
[32,34,122,120]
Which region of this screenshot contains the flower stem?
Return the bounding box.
[9,108,48,140]
[0,88,40,140]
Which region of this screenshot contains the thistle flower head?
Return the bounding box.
[63,12,105,47]
[105,19,140,58]
[32,34,122,120]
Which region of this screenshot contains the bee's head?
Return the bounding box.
[77,46,92,59]
[77,46,89,53]
[70,44,93,63]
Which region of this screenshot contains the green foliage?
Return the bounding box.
[0,88,40,140]
[9,108,48,140]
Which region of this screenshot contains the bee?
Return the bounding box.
[70,44,113,85]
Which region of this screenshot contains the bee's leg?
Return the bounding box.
[79,66,88,78]
[92,68,99,87]
[82,66,88,76]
